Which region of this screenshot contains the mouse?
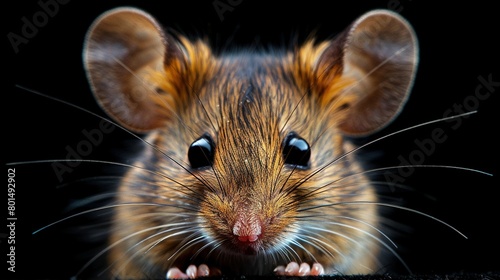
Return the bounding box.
[82,6,418,279]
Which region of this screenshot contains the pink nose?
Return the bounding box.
[237,234,259,242]
[232,214,262,243]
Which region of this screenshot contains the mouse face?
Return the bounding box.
[83,7,417,277]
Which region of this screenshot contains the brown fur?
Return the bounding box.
[83,7,417,278]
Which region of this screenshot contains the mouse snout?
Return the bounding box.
[228,208,269,255]
[232,212,263,243]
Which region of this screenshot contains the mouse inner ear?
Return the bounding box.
[83,7,185,133]
[313,10,418,136]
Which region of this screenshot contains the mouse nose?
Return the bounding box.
[232,213,262,243]
[237,234,259,242]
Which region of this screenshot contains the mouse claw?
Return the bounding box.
[166,267,188,279]
[166,264,217,279]
[310,263,325,276]
[274,262,324,276]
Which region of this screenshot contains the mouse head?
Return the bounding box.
[84,7,417,272]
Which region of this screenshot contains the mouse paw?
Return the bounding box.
[274,262,325,276]
[166,264,220,279]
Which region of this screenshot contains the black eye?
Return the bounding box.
[282,132,311,169]
[188,134,215,169]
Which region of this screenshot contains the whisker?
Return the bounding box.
[191,238,219,260]
[67,186,197,210]
[31,203,158,235]
[32,202,193,235]
[55,175,123,189]
[287,238,318,263]
[333,200,468,239]
[281,242,300,264]
[166,233,207,262]
[269,247,279,268]
[149,230,202,259]
[111,228,197,278]
[307,221,402,266]
[321,164,492,194]
[290,231,331,262]
[294,227,345,261]
[273,246,288,267]
[288,111,482,193]
[205,239,225,260]
[368,180,416,193]
[66,192,119,211]
[79,222,193,277]
[136,211,197,220]
[298,226,388,273]
[13,85,218,194]
[297,164,492,210]
[299,215,397,249]
[368,111,477,147]
[8,158,199,193]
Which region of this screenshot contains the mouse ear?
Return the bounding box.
[83,7,185,133]
[314,10,418,136]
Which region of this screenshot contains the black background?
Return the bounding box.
[5,1,499,279]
